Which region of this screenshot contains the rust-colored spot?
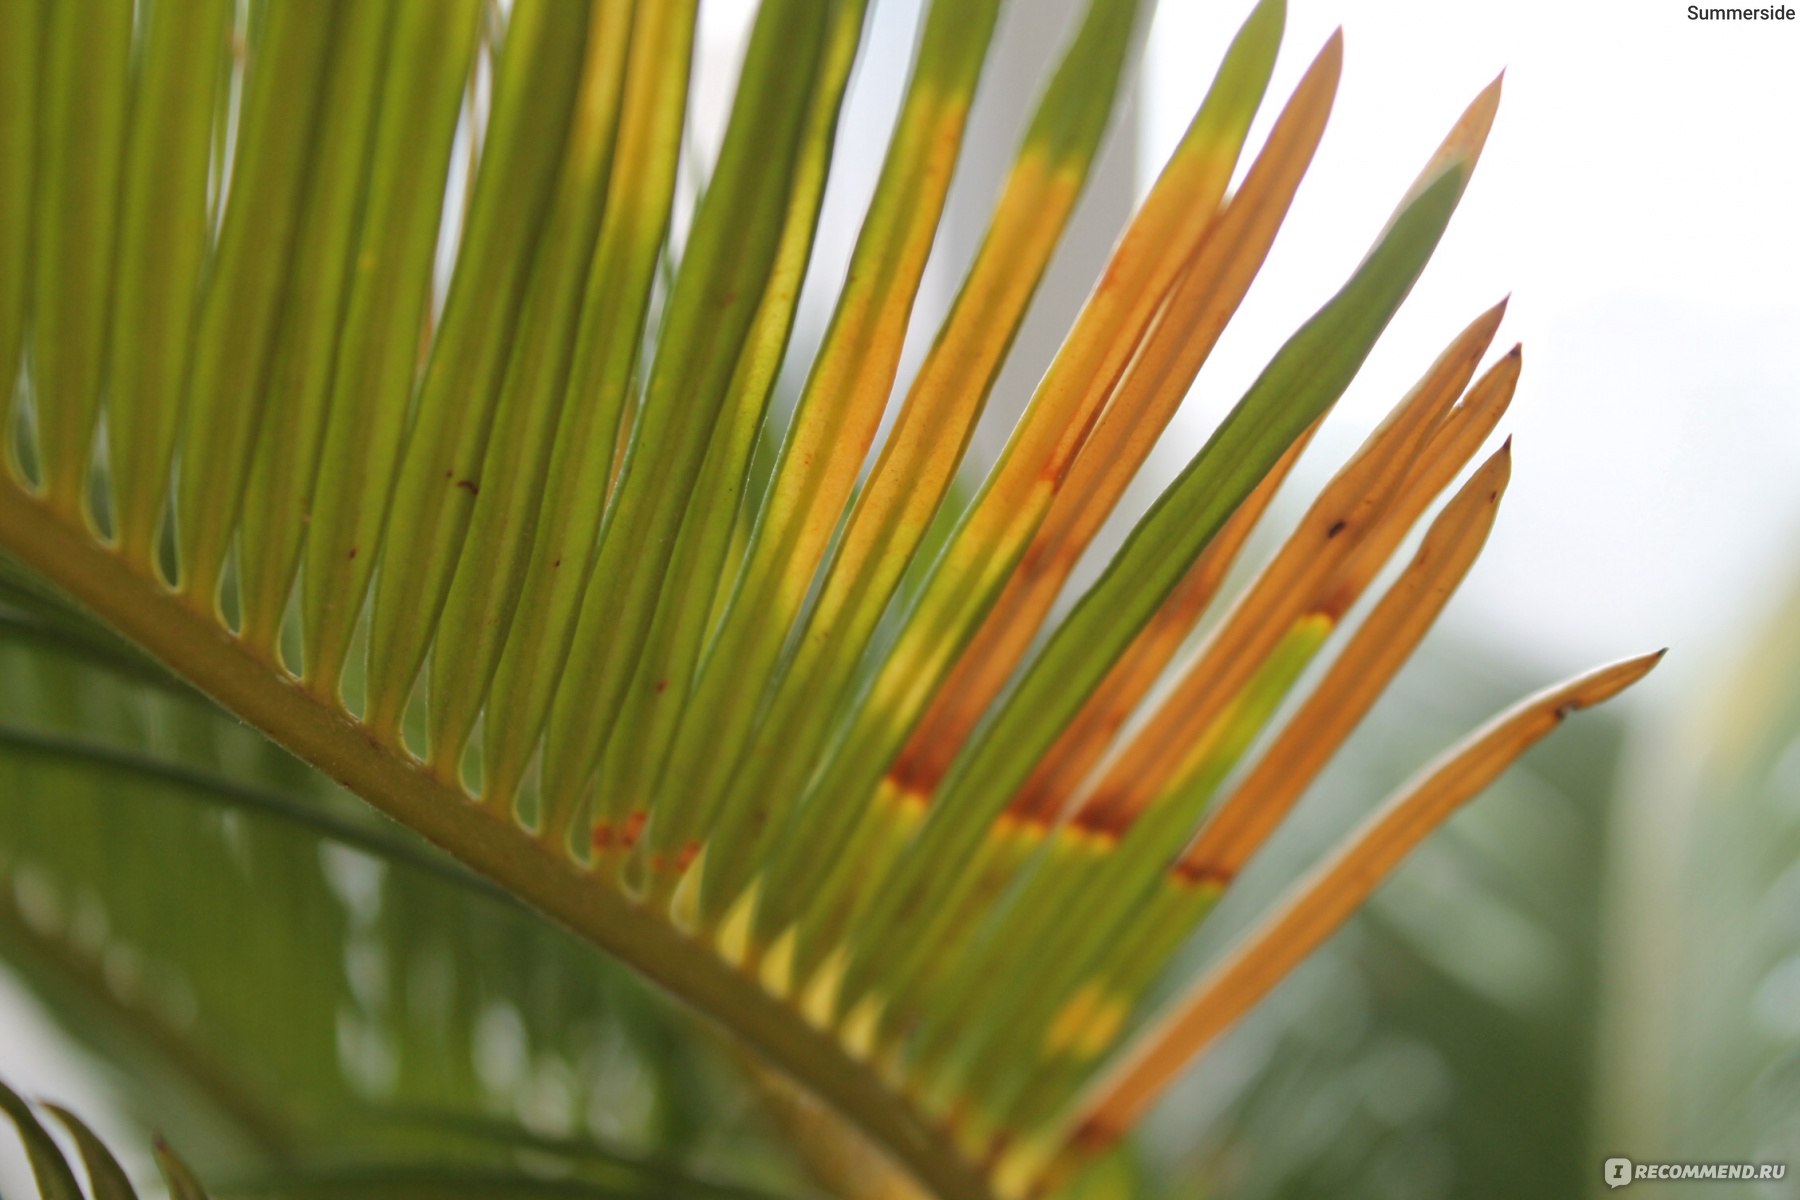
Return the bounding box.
[592,823,613,850]
[886,753,943,804]
[675,840,701,871]
[1071,795,1130,842]
[1173,859,1236,890]
[653,678,669,695]
[1070,1118,1120,1155]
[455,479,479,496]
[620,810,647,849]
[1310,586,1353,626]
[1006,778,1049,819]
[347,546,358,560]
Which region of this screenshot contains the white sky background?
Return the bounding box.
[1143,0,1800,711]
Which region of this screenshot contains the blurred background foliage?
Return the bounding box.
[0,563,812,1197]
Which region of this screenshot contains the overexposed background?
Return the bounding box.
[1143,0,1800,695]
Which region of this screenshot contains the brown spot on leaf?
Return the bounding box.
[1071,1118,1120,1154]
[886,753,943,802]
[455,479,479,496]
[1173,860,1236,890]
[1325,519,1348,539]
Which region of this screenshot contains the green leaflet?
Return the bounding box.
[44,1106,141,1200]
[420,0,641,775]
[634,0,1009,875]
[234,2,394,648]
[362,0,593,735]
[501,0,843,837]
[299,0,484,694]
[104,0,234,566]
[0,1082,87,1200]
[153,1142,213,1200]
[0,0,41,475]
[28,0,131,514]
[594,0,874,849]
[174,0,344,606]
[431,0,696,792]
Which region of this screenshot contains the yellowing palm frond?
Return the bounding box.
[0,1,1657,1196]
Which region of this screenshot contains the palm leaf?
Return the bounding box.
[0,1,1658,1195]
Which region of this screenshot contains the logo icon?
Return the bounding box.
[1605,1158,1634,1189]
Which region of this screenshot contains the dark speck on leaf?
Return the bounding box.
[456,479,479,496]
[1326,519,1347,538]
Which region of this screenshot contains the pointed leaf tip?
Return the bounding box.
[0,1080,84,1200]
[44,1104,140,1200]
[1322,25,1345,65]
[1439,72,1503,173]
[1484,436,1514,477]
[153,1135,212,1200]
[1463,296,1509,351]
[1572,649,1667,708]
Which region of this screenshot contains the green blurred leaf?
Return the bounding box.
[0,587,767,1181]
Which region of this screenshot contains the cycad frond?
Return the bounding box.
[0,0,1657,1195]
